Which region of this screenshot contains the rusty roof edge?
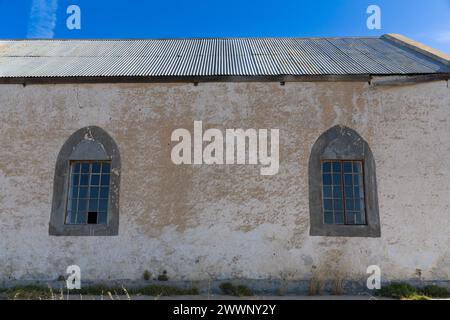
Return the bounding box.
[381,34,450,67]
[0,73,449,85]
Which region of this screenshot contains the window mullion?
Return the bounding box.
[341,160,347,225]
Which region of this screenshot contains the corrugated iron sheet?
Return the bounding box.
[0,37,449,78]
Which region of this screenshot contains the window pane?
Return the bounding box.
[333,199,343,210]
[92,163,101,173]
[90,187,99,198]
[69,186,78,199]
[344,186,353,198]
[332,174,341,185]
[91,174,100,185]
[353,162,361,173]
[332,162,341,173]
[346,199,354,210]
[333,186,342,198]
[100,187,109,198]
[73,163,81,173]
[79,187,88,198]
[70,199,77,212]
[334,212,344,224]
[76,211,87,224]
[89,199,98,212]
[324,212,334,224]
[343,161,352,173]
[80,174,89,185]
[81,163,90,173]
[322,162,331,173]
[354,187,360,198]
[67,211,76,224]
[78,199,87,211]
[346,213,355,224]
[72,174,80,186]
[323,174,332,185]
[355,212,363,224]
[323,186,332,198]
[97,212,107,225]
[324,199,333,210]
[99,199,108,211]
[66,161,111,226]
[101,174,110,186]
[102,163,111,173]
[344,174,353,186]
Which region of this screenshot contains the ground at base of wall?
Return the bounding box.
[1,281,449,300]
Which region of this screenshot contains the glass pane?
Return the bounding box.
[335,212,344,224]
[354,175,361,185]
[92,163,101,173]
[102,163,111,173]
[355,200,361,210]
[97,212,107,225]
[333,199,343,210]
[333,186,342,198]
[70,186,78,199]
[80,174,89,185]
[354,187,360,198]
[89,199,98,212]
[322,174,332,185]
[90,187,99,198]
[78,187,88,198]
[67,211,76,224]
[353,162,362,173]
[99,199,108,211]
[343,162,352,173]
[100,187,109,198]
[323,186,332,198]
[76,211,87,224]
[344,174,353,186]
[81,163,90,173]
[346,213,355,224]
[324,199,333,210]
[344,186,353,198]
[355,212,363,224]
[322,162,331,173]
[72,174,79,186]
[101,174,110,186]
[70,199,77,211]
[332,174,341,185]
[78,199,87,211]
[332,162,341,173]
[73,163,81,173]
[324,212,334,224]
[91,174,100,185]
[345,199,354,210]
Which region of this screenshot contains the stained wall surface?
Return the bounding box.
[0,80,449,283]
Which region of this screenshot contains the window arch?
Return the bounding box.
[308,125,380,237]
[49,126,121,236]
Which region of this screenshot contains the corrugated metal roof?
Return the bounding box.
[0,36,449,79]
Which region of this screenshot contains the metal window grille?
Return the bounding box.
[321,160,366,225]
[65,161,111,225]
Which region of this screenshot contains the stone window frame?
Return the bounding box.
[49,126,121,236]
[308,125,380,238]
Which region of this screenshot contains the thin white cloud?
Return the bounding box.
[435,31,450,44]
[26,0,58,38]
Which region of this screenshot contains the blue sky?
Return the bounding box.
[0,0,449,53]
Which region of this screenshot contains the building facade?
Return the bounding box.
[0,35,449,292]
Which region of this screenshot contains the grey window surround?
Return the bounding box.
[49,126,121,236]
[309,125,381,238]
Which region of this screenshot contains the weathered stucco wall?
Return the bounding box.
[0,80,449,284]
